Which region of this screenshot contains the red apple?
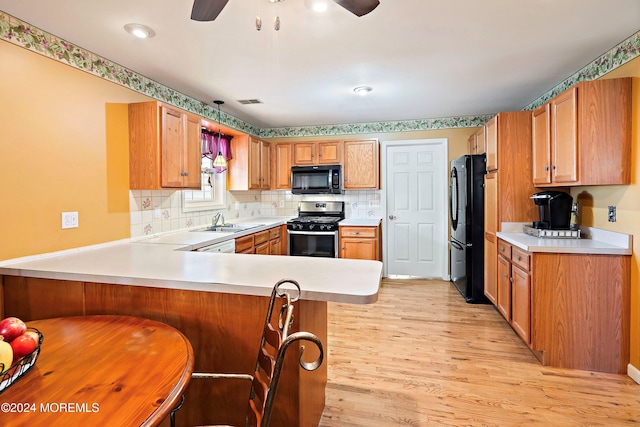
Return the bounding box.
[10,332,38,362]
[0,317,26,342]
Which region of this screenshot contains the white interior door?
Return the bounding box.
[384,140,447,278]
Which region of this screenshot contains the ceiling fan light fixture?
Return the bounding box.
[353,86,373,96]
[304,0,333,13]
[124,23,155,39]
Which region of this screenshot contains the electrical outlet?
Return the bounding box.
[279,200,284,208]
[608,205,616,222]
[61,211,78,229]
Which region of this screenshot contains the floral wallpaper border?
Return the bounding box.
[1,11,639,138]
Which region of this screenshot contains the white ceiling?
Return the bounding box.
[1,0,639,129]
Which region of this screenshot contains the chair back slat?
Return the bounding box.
[257,346,276,378]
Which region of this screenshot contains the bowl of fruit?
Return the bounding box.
[0,317,44,393]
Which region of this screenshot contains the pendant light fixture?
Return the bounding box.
[212,100,227,168]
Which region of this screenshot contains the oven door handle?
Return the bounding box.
[287,230,338,236]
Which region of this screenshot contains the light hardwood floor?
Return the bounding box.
[319,279,640,426]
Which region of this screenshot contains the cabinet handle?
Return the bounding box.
[344,177,348,181]
[500,247,505,252]
[552,165,556,170]
[355,231,360,235]
[516,255,521,261]
[184,171,188,176]
[510,277,514,283]
[544,166,549,171]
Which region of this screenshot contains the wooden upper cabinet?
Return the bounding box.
[272,143,292,190]
[343,139,380,190]
[468,127,486,154]
[292,141,342,166]
[228,136,270,190]
[532,77,631,187]
[485,116,498,171]
[531,103,552,185]
[129,102,202,190]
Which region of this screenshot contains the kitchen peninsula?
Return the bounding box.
[0,219,383,426]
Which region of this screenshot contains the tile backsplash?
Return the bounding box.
[130,189,383,237]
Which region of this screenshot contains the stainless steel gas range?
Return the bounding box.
[287,201,345,258]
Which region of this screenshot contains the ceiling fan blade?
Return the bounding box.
[191,0,229,21]
[332,0,380,17]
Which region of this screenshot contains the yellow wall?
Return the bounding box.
[0,41,148,260]
[576,57,640,371]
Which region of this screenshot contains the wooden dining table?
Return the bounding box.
[0,315,194,426]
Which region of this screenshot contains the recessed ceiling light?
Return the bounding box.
[353,86,373,96]
[124,23,156,39]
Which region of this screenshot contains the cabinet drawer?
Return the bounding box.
[254,230,270,245]
[235,235,254,253]
[340,226,377,238]
[511,247,531,271]
[498,240,512,259]
[269,227,281,240]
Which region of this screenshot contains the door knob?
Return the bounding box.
[389,215,396,220]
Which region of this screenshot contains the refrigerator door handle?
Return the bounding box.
[448,240,464,250]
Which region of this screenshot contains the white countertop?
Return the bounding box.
[340,218,382,226]
[497,224,632,255]
[0,217,382,304]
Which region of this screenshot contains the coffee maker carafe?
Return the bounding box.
[530,191,573,229]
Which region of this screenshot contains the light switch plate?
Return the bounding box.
[62,211,78,229]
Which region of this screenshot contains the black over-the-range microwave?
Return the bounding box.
[290,165,343,194]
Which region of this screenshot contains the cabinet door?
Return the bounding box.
[340,238,377,260]
[343,139,379,189]
[292,142,316,165]
[269,238,282,255]
[511,265,531,343]
[260,141,271,189]
[467,132,476,154]
[248,137,262,190]
[255,242,269,255]
[161,107,186,187]
[484,233,497,305]
[273,143,292,190]
[317,141,342,164]
[497,255,511,320]
[475,127,486,154]
[551,87,578,183]
[531,104,551,185]
[485,116,498,171]
[484,172,497,234]
[184,113,203,188]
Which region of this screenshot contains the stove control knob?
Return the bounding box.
[309,224,316,230]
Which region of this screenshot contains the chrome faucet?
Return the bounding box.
[212,212,225,227]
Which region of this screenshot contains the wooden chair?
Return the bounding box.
[170,279,324,427]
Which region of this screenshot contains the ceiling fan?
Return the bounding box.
[191,0,380,22]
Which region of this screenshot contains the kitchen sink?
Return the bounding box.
[192,224,264,233]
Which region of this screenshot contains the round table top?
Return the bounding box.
[0,315,194,426]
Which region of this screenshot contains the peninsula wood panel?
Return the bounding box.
[2,276,84,320]
[531,253,630,373]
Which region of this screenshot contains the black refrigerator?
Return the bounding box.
[449,154,487,303]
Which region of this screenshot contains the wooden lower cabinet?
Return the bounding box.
[1,276,327,427]
[496,239,531,344]
[483,233,498,304]
[339,225,381,261]
[235,225,285,255]
[493,239,630,374]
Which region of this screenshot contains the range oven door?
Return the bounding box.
[288,230,338,258]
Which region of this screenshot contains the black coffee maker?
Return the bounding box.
[530,191,573,229]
